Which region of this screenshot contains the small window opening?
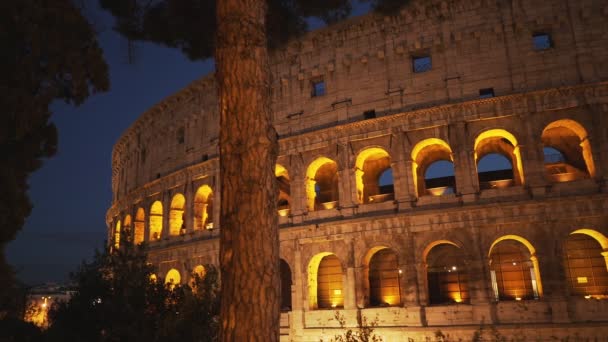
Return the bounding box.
[413,55,432,73]
[311,79,326,97]
[533,33,552,51]
[364,110,376,120]
[479,88,495,99]
[156,173,161,179]
[202,154,208,162]
[177,127,185,144]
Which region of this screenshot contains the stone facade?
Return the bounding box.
[108,0,608,340]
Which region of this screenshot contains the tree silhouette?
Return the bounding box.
[0,1,109,315]
[99,0,409,339]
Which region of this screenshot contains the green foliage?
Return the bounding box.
[44,240,219,342]
[0,0,109,311]
[323,311,383,342]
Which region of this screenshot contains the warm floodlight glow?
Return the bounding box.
[169,193,186,236]
[150,201,163,240]
[194,185,213,230]
[278,208,290,217]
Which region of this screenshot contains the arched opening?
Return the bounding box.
[190,265,206,288]
[194,185,213,230]
[134,208,145,245]
[169,193,186,236]
[489,237,540,301]
[280,259,292,311]
[425,242,469,304]
[368,248,401,306]
[276,165,291,216]
[355,148,393,204]
[542,119,595,183]
[424,161,456,196]
[308,253,344,309]
[305,157,339,211]
[122,215,132,244]
[474,129,523,190]
[114,220,121,249]
[165,268,181,290]
[563,231,608,299]
[411,138,455,197]
[149,201,163,240]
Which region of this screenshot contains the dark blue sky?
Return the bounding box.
[7,3,212,285]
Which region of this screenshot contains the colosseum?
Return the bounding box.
[107,0,608,340]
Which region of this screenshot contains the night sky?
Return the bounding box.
[7,3,212,285]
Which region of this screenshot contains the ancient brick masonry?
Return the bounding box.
[108,0,608,340]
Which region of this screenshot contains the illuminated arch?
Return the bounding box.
[169,193,186,236]
[134,207,145,245]
[114,220,121,249]
[363,247,401,306]
[474,129,524,188]
[354,147,393,204]
[542,119,595,182]
[488,235,542,300]
[571,229,608,250]
[422,240,460,262]
[275,164,291,215]
[165,268,181,289]
[305,157,339,211]
[149,201,163,240]
[308,252,343,309]
[424,241,469,304]
[123,215,132,229]
[190,265,206,287]
[194,185,213,230]
[564,229,608,298]
[410,138,455,197]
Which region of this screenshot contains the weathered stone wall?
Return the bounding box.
[109,0,608,339]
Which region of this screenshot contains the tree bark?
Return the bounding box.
[215,0,280,341]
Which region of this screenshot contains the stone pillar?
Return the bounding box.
[469,227,496,324]
[415,262,428,305]
[162,190,171,239]
[143,201,150,243]
[290,178,306,223]
[291,248,304,339]
[534,234,571,323]
[449,122,477,201]
[344,267,357,310]
[338,144,357,216]
[521,113,549,196]
[591,105,608,190]
[184,181,194,233]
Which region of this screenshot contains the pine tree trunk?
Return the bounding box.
[215,0,280,340]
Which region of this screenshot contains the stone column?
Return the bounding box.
[143,201,150,243]
[534,234,571,323]
[290,178,306,224]
[591,105,608,190]
[450,122,478,201]
[162,191,171,239]
[469,227,496,324]
[344,267,357,310]
[184,181,195,234]
[394,131,417,210]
